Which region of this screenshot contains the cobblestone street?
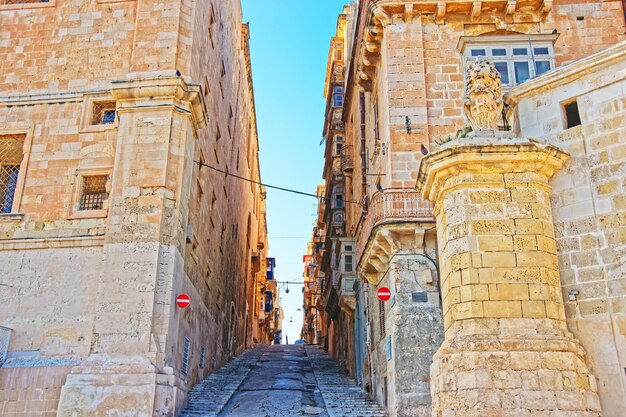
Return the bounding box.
[180,345,385,417]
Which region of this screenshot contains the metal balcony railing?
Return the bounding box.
[0,326,12,367]
[356,189,434,262]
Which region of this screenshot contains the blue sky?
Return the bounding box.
[241,0,348,343]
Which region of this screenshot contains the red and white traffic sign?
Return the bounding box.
[377,287,391,302]
[176,293,190,308]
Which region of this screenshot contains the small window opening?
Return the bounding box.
[0,134,25,214]
[79,175,109,211]
[91,101,116,125]
[564,100,581,129]
[200,345,206,368]
[182,337,191,375]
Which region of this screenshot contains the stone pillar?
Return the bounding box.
[416,137,602,417]
[57,73,206,417]
[359,223,443,417]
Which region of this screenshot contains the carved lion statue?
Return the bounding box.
[463,59,503,131]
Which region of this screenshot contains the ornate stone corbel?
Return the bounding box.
[403,4,414,23]
[541,0,553,13]
[365,42,379,53]
[505,0,516,15]
[372,5,392,27]
[436,2,446,25]
[471,1,482,20]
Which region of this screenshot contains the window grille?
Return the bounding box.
[182,337,191,375]
[0,135,25,214]
[91,101,116,125]
[79,175,109,211]
[0,0,49,4]
[200,345,206,368]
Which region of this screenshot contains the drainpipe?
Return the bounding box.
[359,92,367,197]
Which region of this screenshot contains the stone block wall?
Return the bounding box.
[508,41,626,417]
[364,227,443,417]
[0,366,71,417]
[0,0,267,415]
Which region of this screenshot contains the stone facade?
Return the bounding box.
[311,1,626,416]
[0,1,268,416]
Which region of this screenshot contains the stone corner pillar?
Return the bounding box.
[57,72,206,417]
[416,137,602,417]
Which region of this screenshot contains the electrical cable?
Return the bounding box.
[193,160,362,206]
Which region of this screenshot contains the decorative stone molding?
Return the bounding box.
[416,139,570,214]
[463,59,503,132]
[358,222,434,286]
[111,72,208,131]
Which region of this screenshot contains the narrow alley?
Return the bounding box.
[180,345,386,417]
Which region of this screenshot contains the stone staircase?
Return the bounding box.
[178,344,267,417]
[305,345,387,417]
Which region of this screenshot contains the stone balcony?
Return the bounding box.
[356,189,434,284]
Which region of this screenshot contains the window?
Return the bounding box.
[0,134,25,214]
[332,86,344,107]
[200,345,206,368]
[91,101,116,125]
[344,244,353,252]
[79,175,109,211]
[344,255,353,273]
[335,194,344,209]
[182,337,191,375]
[563,100,581,129]
[464,41,555,86]
[335,142,343,156]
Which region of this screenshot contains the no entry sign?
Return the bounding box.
[176,293,190,308]
[377,287,391,302]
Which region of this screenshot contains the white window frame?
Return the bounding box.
[459,34,558,89]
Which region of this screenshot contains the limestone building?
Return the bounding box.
[311,1,626,416]
[0,0,269,416]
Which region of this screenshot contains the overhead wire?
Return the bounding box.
[193,160,362,207]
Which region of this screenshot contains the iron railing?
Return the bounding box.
[0,326,12,367]
[340,145,354,172]
[356,189,434,262]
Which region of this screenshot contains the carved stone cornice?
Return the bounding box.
[356,0,553,90]
[415,137,570,214]
[111,71,208,131]
[358,222,435,286]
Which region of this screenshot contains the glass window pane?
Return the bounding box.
[513,48,528,56]
[535,61,551,75]
[492,48,507,56]
[514,62,530,84]
[470,49,486,57]
[494,62,510,85]
[534,47,549,55]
